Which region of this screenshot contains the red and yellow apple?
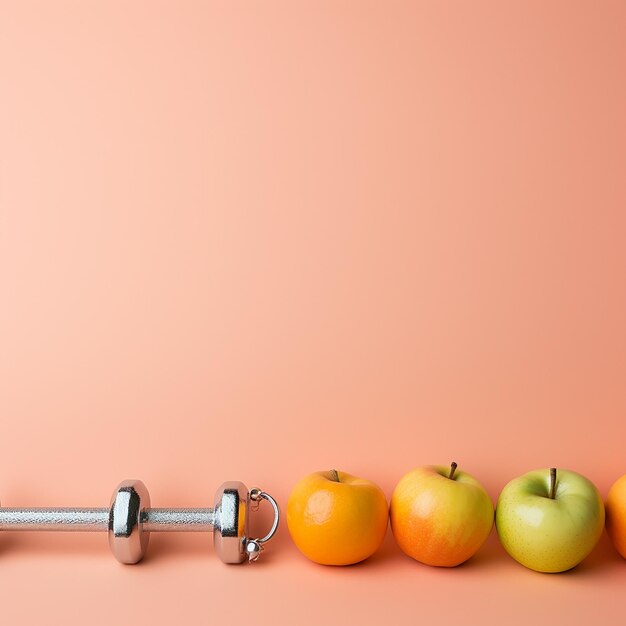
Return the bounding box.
[390,462,493,566]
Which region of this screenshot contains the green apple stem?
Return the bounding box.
[329,469,340,483]
[549,467,557,499]
[448,462,458,480]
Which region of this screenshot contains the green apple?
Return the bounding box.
[496,468,604,573]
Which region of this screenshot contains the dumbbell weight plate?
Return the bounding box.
[213,481,249,564]
[108,479,150,564]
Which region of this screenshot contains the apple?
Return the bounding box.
[287,469,388,565]
[390,462,493,566]
[605,473,626,559]
[496,467,605,572]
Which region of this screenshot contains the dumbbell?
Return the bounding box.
[0,480,279,564]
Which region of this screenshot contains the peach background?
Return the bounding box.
[1,1,625,624]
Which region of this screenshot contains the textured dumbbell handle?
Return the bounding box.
[0,508,216,532]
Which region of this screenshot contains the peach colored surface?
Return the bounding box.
[1,1,625,624]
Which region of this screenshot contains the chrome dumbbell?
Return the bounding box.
[0,480,279,564]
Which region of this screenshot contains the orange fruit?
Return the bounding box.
[286,469,388,565]
[606,474,626,558]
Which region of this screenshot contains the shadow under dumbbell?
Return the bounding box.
[0,533,250,565]
[0,532,111,560]
[0,526,285,566]
[141,531,284,566]
[139,533,223,564]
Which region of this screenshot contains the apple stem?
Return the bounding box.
[448,462,458,480]
[329,469,340,483]
[549,467,557,499]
